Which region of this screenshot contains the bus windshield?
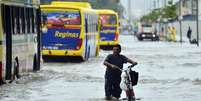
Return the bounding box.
[100,14,117,25]
[44,10,81,25]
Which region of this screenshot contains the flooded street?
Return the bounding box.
[0,35,201,101]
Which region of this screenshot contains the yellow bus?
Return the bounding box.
[51,1,92,8]
[41,2,100,61]
[0,0,41,84]
[96,9,119,49]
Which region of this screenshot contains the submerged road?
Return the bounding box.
[0,35,201,101]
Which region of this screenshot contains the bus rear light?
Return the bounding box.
[114,32,119,41]
[76,39,82,50]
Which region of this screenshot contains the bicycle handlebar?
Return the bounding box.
[119,63,137,72]
[128,63,137,68]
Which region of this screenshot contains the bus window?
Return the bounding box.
[15,7,20,34]
[85,18,88,33]
[10,6,15,34]
[34,8,37,33]
[26,8,31,33]
[100,14,117,25]
[13,6,17,34]
[29,8,33,33]
[20,7,25,34]
[4,5,12,34]
[24,7,27,33]
[31,8,36,33]
[46,10,80,26]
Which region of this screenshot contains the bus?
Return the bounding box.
[96,9,119,49]
[0,0,41,84]
[41,2,100,61]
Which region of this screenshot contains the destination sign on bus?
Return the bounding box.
[43,11,80,25]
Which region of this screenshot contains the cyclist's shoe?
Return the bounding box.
[105,96,120,100]
[105,96,112,100]
[111,97,120,100]
[132,97,136,101]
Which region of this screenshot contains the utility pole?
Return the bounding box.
[128,0,131,23]
[179,0,183,43]
[164,0,166,7]
[196,0,199,46]
[153,0,156,9]
[127,0,132,33]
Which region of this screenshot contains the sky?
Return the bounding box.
[120,0,179,19]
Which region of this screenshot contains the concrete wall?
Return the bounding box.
[168,21,201,41]
[155,20,201,42]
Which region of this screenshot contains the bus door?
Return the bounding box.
[85,17,89,59]
[2,5,12,80]
[35,7,41,71]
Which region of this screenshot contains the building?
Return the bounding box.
[171,0,201,41]
[175,0,197,19]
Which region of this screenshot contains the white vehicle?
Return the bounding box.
[137,23,159,41]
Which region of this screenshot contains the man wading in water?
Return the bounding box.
[103,44,137,100]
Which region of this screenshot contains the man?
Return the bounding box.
[187,26,192,43]
[103,44,137,100]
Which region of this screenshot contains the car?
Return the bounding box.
[136,24,159,41]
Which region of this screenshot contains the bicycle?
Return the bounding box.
[120,64,138,101]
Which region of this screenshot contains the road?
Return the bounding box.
[0,35,201,101]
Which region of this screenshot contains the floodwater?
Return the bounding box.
[0,35,201,101]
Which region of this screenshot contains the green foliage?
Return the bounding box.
[162,4,177,19]
[90,0,120,12]
[40,0,125,18]
[140,9,161,22]
[90,0,124,18]
[140,2,176,22]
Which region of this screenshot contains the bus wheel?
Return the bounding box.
[84,46,90,61]
[33,53,39,71]
[14,57,20,80]
[0,80,6,85]
[95,46,99,57]
[0,66,6,85]
[87,46,90,59]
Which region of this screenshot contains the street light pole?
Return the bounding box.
[128,0,131,22]
[164,0,166,7]
[127,0,132,33]
[196,0,199,46]
[179,0,182,43]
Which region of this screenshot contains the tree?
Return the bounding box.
[40,0,125,18]
[140,1,176,22]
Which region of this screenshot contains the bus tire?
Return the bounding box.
[0,80,6,85]
[83,46,90,61]
[0,66,6,85]
[95,46,99,57]
[33,53,39,71]
[87,46,90,59]
[14,57,20,80]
